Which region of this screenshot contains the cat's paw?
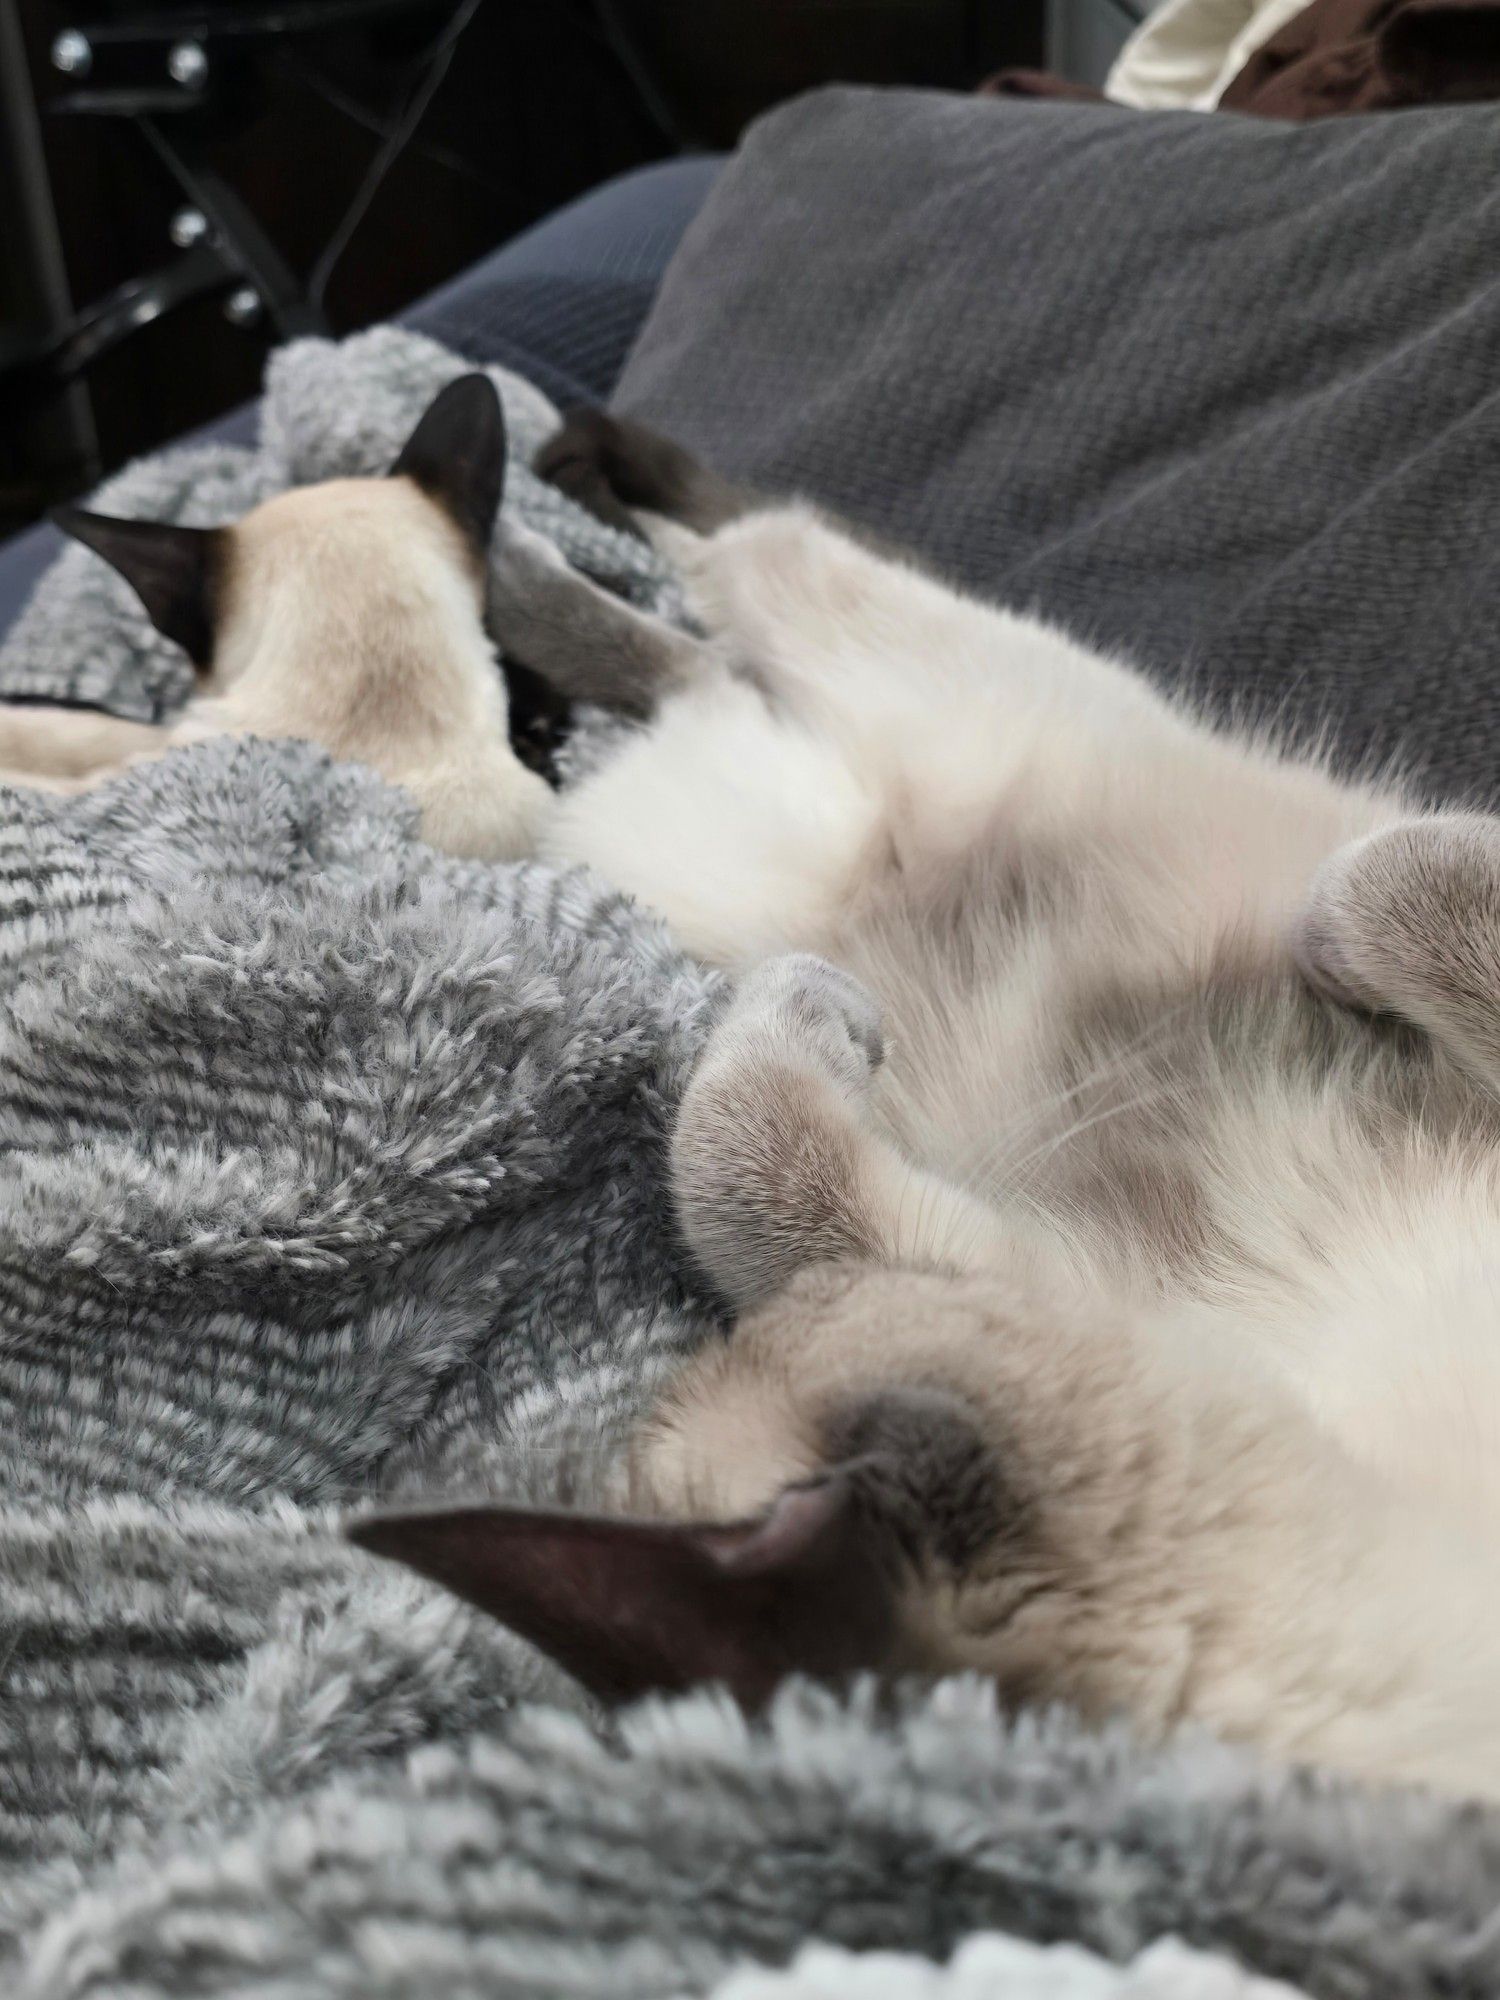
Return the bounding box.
[534,410,647,537]
[717,953,885,1098]
[536,410,755,544]
[1293,815,1500,1015]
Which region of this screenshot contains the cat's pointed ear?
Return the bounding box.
[346,1477,898,1708]
[390,373,507,559]
[51,507,225,670]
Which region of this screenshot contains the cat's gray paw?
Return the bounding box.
[718,953,885,1096]
[1293,814,1500,1019]
[534,410,648,537]
[537,410,758,539]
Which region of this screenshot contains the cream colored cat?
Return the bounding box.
[0,375,549,859]
[356,412,1500,1806]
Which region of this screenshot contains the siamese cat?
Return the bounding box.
[0,375,551,859]
[356,411,1500,1805]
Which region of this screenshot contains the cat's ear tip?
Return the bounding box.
[390,373,508,556]
[407,371,503,435]
[49,502,129,545]
[44,504,223,666]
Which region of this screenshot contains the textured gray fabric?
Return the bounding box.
[2,325,1499,1998]
[21,1677,1500,2000]
[617,89,1500,806]
[0,330,715,1969]
[0,729,718,1957]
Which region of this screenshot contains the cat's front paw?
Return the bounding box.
[537,409,757,546]
[534,410,647,537]
[717,953,885,1098]
[1293,814,1500,1017]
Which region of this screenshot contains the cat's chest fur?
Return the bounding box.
[837,833,1500,1524]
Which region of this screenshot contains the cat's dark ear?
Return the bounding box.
[51,507,225,670]
[347,1476,899,1708]
[390,373,506,559]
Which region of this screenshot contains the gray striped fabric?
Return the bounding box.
[0,725,717,1961]
[2,328,1499,2000]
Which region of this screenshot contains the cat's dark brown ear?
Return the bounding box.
[390,373,506,560]
[52,507,225,670]
[346,1476,899,1708]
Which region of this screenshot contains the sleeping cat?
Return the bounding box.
[353,410,1500,1805]
[0,375,551,859]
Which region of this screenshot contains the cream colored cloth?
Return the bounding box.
[1106,0,1313,107]
[709,1936,1312,2000]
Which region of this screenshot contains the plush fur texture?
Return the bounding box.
[25,1673,1500,2000]
[383,412,1500,1807]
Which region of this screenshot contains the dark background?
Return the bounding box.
[0,0,1043,536]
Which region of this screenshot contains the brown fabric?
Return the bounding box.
[1222,0,1500,117]
[978,68,1108,103]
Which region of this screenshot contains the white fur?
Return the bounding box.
[534,501,1500,1799]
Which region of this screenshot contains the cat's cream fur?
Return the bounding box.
[416,417,1500,1803]
[0,378,548,859]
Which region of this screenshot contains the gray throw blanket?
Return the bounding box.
[0,323,1497,1997]
[617,90,1500,809]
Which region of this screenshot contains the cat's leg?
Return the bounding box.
[673,953,1007,1306]
[536,409,762,537]
[538,410,1159,729]
[535,418,1396,960]
[494,526,895,962]
[402,747,553,861]
[518,467,1185,961]
[490,521,709,716]
[1295,812,1500,1082]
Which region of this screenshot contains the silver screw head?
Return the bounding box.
[223,286,261,327]
[169,207,209,249]
[167,40,208,88]
[50,29,92,75]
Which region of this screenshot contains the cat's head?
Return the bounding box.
[52,373,507,688]
[349,1264,1033,1710]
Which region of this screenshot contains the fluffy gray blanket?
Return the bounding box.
[0,327,1494,2000]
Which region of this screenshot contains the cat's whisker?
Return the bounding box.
[991,1087,1170,1203]
[955,1000,1196,1194]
